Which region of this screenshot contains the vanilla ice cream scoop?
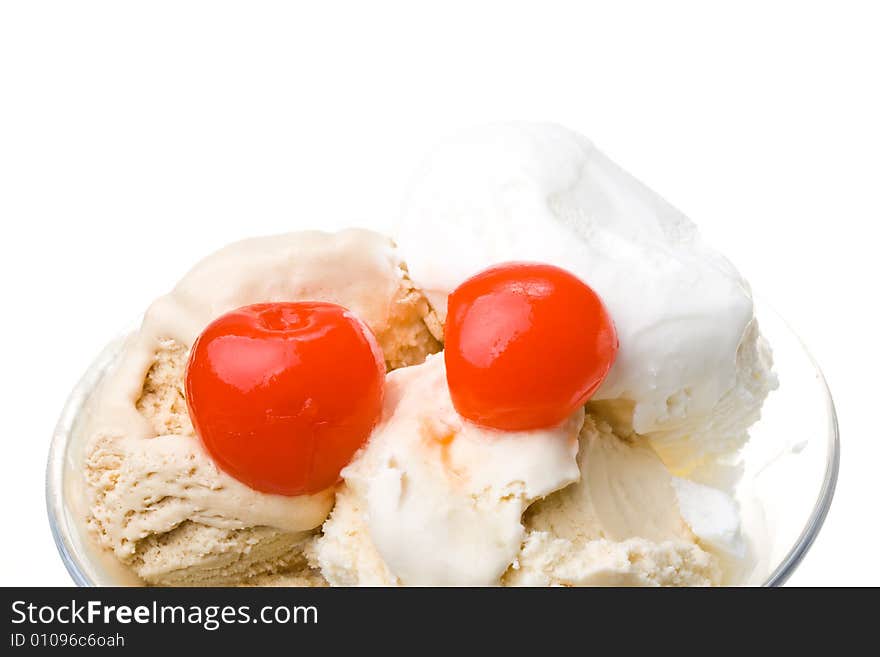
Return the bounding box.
[312,353,584,586]
[314,381,740,587]
[396,123,773,473]
[82,229,442,585]
[507,416,736,586]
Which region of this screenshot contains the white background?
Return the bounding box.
[1,1,876,586]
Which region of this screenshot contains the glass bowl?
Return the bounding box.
[46,300,839,587]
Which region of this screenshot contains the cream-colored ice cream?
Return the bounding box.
[72,125,777,588]
[507,416,728,586]
[82,229,442,586]
[311,364,738,586]
[311,354,584,586]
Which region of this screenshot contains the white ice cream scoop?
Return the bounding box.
[396,122,773,472]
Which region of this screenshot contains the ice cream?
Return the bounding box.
[312,361,737,586]
[82,229,442,585]
[507,416,727,586]
[396,123,776,475]
[69,124,777,588]
[311,354,584,586]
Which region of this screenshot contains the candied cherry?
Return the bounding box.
[185,302,385,496]
[444,262,617,431]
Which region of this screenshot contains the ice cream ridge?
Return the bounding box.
[80,123,776,586]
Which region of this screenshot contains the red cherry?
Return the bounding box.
[185,302,385,496]
[444,263,617,431]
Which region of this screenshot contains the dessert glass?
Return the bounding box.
[46,300,839,586]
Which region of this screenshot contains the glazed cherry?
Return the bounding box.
[185,302,385,496]
[444,263,618,431]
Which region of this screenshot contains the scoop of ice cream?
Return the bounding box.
[530,416,693,543]
[506,416,725,586]
[315,394,737,587]
[83,229,442,585]
[396,123,773,473]
[85,339,332,585]
[312,353,584,586]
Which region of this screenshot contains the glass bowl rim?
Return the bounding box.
[758,309,840,586]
